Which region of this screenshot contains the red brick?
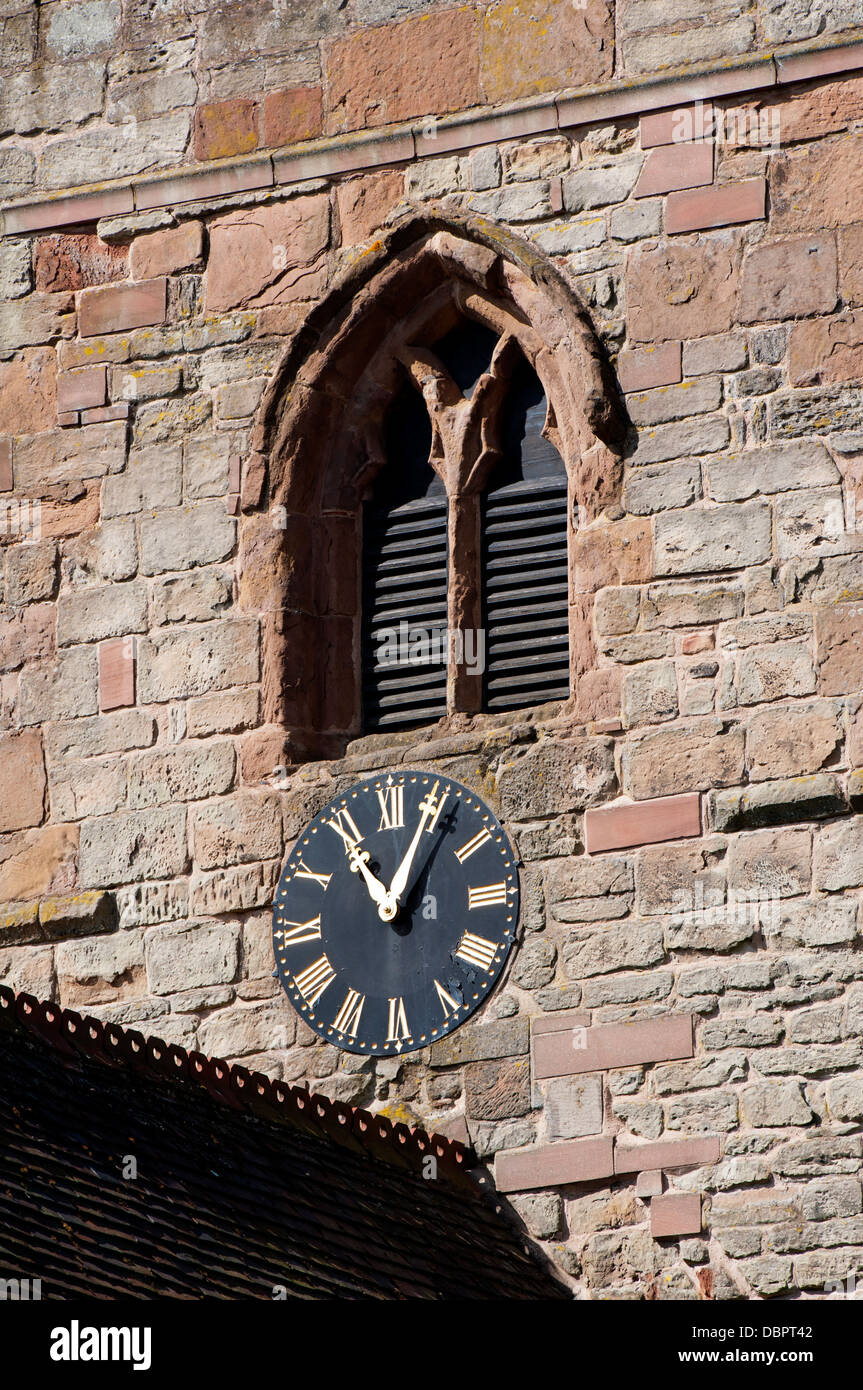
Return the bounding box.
[614,1136,721,1174]
[617,342,682,393]
[129,222,204,281]
[194,98,259,162]
[0,730,46,833]
[650,1192,702,1238]
[584,792,702,854]
[262,86,323,147]
[57,365,107,414]
[666,178,766,234]
[228,455,241,493]
[495,1136,614,1193]
[0,439,11,492]
[100,637,135,712]
[640,103,713,148]
[78,278,167,338]
[34,234,127,293]
[534,1015,694,1080]
[634,141,713,198]
[57,411,79,428]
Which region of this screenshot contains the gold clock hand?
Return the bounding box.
[383,782,448,920]
[348,845,391,911]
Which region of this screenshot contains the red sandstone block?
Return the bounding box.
[666,178,766,234]
[533,1015,694,1080]
[57,411,80,427]
[79,278,167,338]
[228,455,242,493]
[194,98,259,162]
[0,439,11,491]
[651,1192,702,1238]
[496,1137,614,1193]
[640,102,714,148]
[584,792,702,854]
[635,141,713,198]
[227,493,240,515]
[682,630,714,654]
[549,175,563,214]
[618,341,682,393]
[81,403,130,424]
[262,86,324,147]
[614,1136,721,1174]
[57,365,106,413]
[274,130,414,183]
[531,1008,592,1037]
[100,638,135,712]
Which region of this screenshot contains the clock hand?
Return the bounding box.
[347,844,391,912]
[383,782,448,920]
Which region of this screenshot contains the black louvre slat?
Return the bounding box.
[482,476,570,713]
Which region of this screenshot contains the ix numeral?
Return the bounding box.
[377,784,404,830]
[333,988,365,1037]
[294,955,336,1006]
[276,915,322,946]
[455,932,499,972]
[468,881,508,909]
[454,827,492,864]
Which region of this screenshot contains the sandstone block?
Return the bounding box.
[129,744,236,810]
[205,198,329,313]
[746,701,842,781]
[79,807,188,887]
[101,443,182,517]
[739,234,838,322]
[57,581,147,646]
[18,646,99,724]
[622,719,744,799]
[56,928,146,1008]
[654,501,771,575]
[626,238,739,343]
[146,919,240,995]
[140,501,235,575]
[496,738,615,819]
[191,793,281,870]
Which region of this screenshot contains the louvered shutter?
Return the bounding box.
[481,357,570,712]
[361,493,449,731]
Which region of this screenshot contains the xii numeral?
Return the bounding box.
[468,881,508,909]
[377,785,404,830]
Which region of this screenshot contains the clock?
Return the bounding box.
[272,770,520,1055]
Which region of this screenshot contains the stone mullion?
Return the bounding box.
[447,491,483,716]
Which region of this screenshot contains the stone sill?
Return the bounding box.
[2,34,863,238]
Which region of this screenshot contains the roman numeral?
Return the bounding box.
[455,932,499,972]
[326,808,363,851]
[434,979,461,1018]
[468,881,508,909]
[333,988,365,1037]
[454,826,492,864]
[294,858,332,890]
[376,785,404,830]
[420,780,448,833]
[386,996,410,1043]
[294,954,336,1007]
[275,915,322,946]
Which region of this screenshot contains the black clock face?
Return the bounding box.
[272,771,519,1055]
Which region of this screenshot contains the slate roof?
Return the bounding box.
[0,986,567,1300]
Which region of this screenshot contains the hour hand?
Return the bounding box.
[347,844,392,913]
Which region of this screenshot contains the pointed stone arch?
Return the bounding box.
[237,207,627,762]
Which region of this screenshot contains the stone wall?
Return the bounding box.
[2,0,863,1300]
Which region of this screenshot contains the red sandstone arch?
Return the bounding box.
[237,207,627,762]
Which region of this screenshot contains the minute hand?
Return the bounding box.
[385,787,447,915]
